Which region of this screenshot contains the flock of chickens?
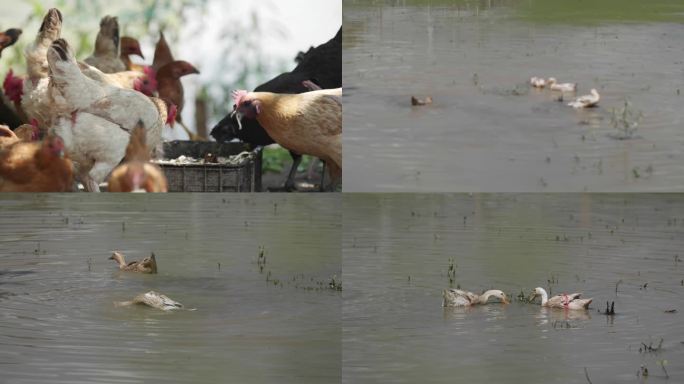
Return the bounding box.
[0,8,342,192]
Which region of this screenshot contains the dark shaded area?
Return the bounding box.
[0,100,23,128]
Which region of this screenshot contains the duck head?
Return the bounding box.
[481,289,509,304]
[528,287,546,302]
[109,251,126,266]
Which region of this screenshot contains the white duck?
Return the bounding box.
[530,76,546,88]
[547,77,577,92]
[568,89,600,108]
[442,288,509,307]
[529,287,592,310]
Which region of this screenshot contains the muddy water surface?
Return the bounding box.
[0,194,341,384]
[344,0,684,192]
[343,194,684,383]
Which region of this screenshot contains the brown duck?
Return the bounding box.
[109,251,157,273]
[411,96,433,106]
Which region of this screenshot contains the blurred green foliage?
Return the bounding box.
[346,0,684,24]
[5,0,206,64]
[2,0,294,124]
[517,0,684,24]
[262,146,316,174]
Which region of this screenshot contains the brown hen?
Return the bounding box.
[0,135,73,192]
[107,120,168,193]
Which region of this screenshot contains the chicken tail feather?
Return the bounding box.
[51,38,70,61]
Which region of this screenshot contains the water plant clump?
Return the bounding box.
[609,99,643,140]
[639,338,663,353]
[517,289,531,303]
[329,275,342,291]
[257,246,266,273]
[447,258,456,286]
[599,301,615,315]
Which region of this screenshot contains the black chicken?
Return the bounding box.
[211,27,341,191]
[0,28,23,127]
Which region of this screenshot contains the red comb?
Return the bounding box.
[143,66,156,77]
[232,90,248,106]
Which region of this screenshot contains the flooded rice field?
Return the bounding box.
[343,0,684,192]
[0,194,341,383]
[343,194,684,383]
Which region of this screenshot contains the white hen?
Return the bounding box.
[22,8,62,129]
[47,38,165,192]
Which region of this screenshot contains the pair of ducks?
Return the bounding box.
[109,251,185,311]
[530,76,600,109]
[442,287,592,310]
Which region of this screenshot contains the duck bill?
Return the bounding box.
[502,297,510,304]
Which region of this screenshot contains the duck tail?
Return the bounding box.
[582,298,593,309]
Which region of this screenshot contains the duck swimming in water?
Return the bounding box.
[411,96,433,106]
[530,77,546,88]
[529,287,592,310]
[568,89,600,108]
[109,251,158,273]
[115,291,185,311]
[547,77,577,92]
[442,288,509,307]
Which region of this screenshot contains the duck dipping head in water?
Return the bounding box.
[529,76,546,88]
[546,77,578,92]
[115,291,186,311]
[442,288,509,307]
[411,96,433,106]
